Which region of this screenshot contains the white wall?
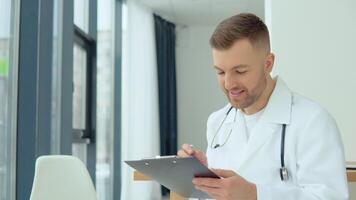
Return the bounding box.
[266,0,356,162]
[266,0,356,197]
[176,25,226,152]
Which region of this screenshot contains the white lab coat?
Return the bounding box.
[206,77,349,199]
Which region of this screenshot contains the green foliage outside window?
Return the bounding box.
[0,59,8,77]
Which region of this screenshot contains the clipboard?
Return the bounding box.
[125,156,220,198]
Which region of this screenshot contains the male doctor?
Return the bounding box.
[177,13,349,199]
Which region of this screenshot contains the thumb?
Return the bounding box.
[193,150,208,166]
[211,169,236,178]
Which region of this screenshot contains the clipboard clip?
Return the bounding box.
[143,155,178,166]
[155,155,178,164]
[154,155,177,159]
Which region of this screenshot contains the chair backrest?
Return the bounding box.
[30,155,97,200]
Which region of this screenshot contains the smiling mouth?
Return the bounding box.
[229,90,245,98]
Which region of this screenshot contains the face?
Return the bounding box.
[212,39,274,110]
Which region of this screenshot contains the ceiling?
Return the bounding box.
[137,0,265,26]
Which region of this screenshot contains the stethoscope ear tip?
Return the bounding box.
[213,144,220,149]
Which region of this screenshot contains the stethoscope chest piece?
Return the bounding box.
[280,167,289,181]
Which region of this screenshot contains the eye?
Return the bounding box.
[216,70,224,75]
[236,70,247,74]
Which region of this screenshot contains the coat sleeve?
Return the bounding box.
[256,108,349,200]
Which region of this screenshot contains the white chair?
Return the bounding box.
[30,155,97,200]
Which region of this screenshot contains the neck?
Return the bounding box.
[243,77,276,115]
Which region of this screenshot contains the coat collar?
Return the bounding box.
[223,76,292,124]
[260,76,292,125]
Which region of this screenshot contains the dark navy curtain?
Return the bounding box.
[154,14,177,157]
[154,14,177,195]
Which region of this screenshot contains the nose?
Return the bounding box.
[224,72,237,90]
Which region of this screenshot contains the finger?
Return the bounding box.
[182,143,194,151]
[195,185,222,199]
[177,149,190,157]
[194,150,204,157]
[182,143,195,155]
[211,169,237,178]
[193,177,222,188]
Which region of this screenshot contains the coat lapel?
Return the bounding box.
[235,76,293,170]
[236,122,278,170]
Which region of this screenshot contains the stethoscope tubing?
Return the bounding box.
[211,106,289,181]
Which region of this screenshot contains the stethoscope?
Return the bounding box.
[210,106,289,181]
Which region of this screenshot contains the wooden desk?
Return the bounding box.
[347,162,356,182]
[347,170,356,182]
[133,171,187,200]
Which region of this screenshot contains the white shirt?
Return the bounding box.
[241,108,265,140]
[205,76,349,199]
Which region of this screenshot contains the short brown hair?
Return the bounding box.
[210,13,270,52]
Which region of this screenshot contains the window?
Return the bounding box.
[51,0,61,154]
[74,0,89,33]
[72,26,95,164]
[0,0,19,199]
[51,1,120,199]
[72,0,97,172]
[73,43,88,131]
[72,33,92,164]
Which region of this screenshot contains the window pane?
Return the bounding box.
[73,43,87,130]
[0,0,18,199]
[72,143,87,165]
[74,0,89,33]
[51,0,61,154]
[72,43,88,165]
[96,0,114,199]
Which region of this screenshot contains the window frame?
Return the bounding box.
[16,0,54,199]
[72,25,96,144]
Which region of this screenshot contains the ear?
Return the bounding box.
[264,53,275,73]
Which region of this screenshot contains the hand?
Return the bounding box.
[177,143,208,166]
[193,169,257,200]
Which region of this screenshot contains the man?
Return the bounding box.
[178,13,349,199]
